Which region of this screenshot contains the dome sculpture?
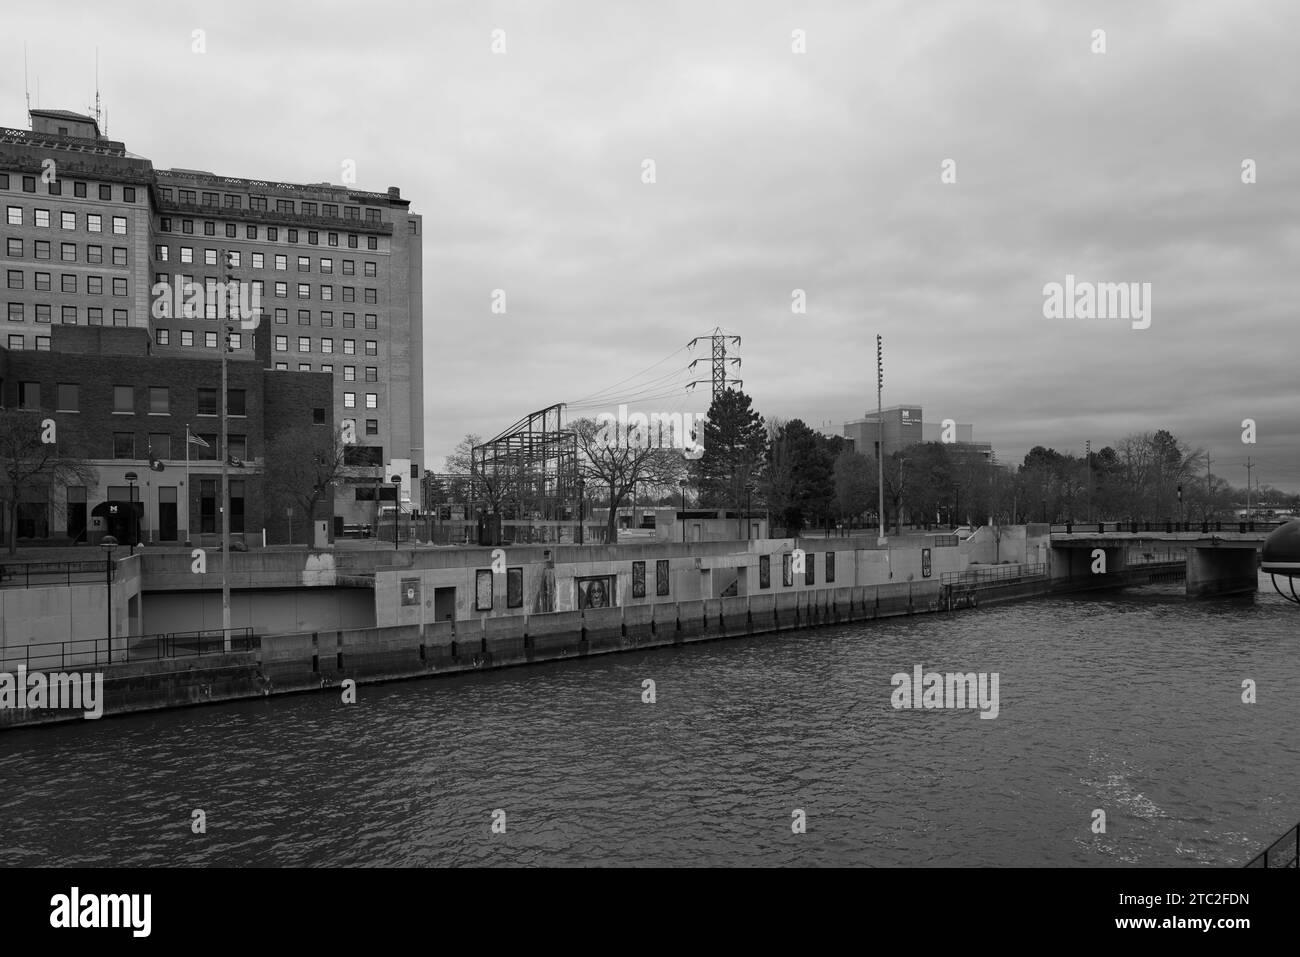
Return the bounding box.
[1260,519,1300,605]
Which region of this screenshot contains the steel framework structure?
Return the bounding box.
[470,404,579,520]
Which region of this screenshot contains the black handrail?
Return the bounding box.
[0,628,257,670]
[1244,822,1299,868]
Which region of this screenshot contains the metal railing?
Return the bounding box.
[1052,520,1284,535]
[1245,822,1299,868]
[1,628,257,671]
[0,560,115,588]
[940,563,1047,588]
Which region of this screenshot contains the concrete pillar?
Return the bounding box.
[1186,547,1257,597]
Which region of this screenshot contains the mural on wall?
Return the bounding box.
[632,561,646,598]
[401,578,421,606]
[475,569,494,611]
[656,559,670,596]
[576,576,615,609]
[826,551,835,583]
[507,567,524,608]
[759,554,771,589]
[782,553,793,587]
[922,547,932,578]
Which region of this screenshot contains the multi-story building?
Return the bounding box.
[0,107,424,538]
[843,404,993,460]
[0,325,332,546]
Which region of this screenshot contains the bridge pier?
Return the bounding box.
[1050,545,1127,590]
[1186,547,1257,598]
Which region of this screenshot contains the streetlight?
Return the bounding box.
[575,477,585,545]
[101,535,118,662]
[681,481,691,540]
[391,474,402,550]
[125,471,138,555]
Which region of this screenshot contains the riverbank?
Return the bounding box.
[1,577,1052,730]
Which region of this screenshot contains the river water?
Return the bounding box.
[2,575,1297,867]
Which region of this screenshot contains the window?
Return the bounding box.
[5,270,20,289]
[112,278,127,296]
[7,238,22,257]
[287,229,298,244]
[298,310,311,325]
[112,216,127,235]
[160,187,174,201]
[366,419,379,435]
[113,433,135,459]
[87,213,103,232]
[57,383,78,411]
[297,256,310,272]
[5,206,20,226]
[321,311,333,327]
[298,336,310,352]
[274,308,287,324]
[320,364,332,374]
[61,274,76,293]
[298,363,311,372]
[229,435,247,461]
[181,330,193,346]
[323,205,337,218]
[343,339,355,355]
[301,202,317,216]
[365,340,377,356]
[321,285,333,301]
[308,231,318,245]
[344,392,356,408]
[88,276,102,294]
[112,309,127,326]
[74,182,87,198]
[204,331,217,349]
[231,480,245,533]
[182,219,193,234]
[342,287,355,302]
[22,176,35,193]
[6,334,23,349]
[224,194,241,208]
[200,479,216,532]
[35,335,49,351]
[297,283,310,299]
[149,387,169,413]
[197,388,217,415]
[160,217,172,232]
[365,367,378,382]
[274,362,287,370]
[267,227,278,241]
[251,279,264,299]
[201,192,217,207]
[365,394,378,409]
[35,304,50,322]
[328,232,339,247]
[277,199,294,214]
[246,225,257,240]
[149,433,171,459]
[409,220,418,234]
[203,222,215,237]
[155,328,168,345]
[343,313,355,328]
[60,242,76,262]
[18,382,40,409]
[35,209,49,227]
[62,306,77,324]
[348,235,358,249]
[321,338,333,353]
[6,302,22,321]
[124,187,136,203]
[364,314,377,329]
[343,366,355,381]
[113,385,133,413]
[274,282,287,298]
[204,249,217,266]
[228,250,241,267]
[364,262,377,277]
[345,207,359,221]
[342,260,355,275]
[229,331,241,350]
[274,255,286,271]
[155,244,170,261]
[87,307,102,325]
[250,195,267,211]
[61,211,75,230]
[180,247,193,264]
[320,258,333,274]
[274,335,287,352]
[112,247,127,266]
[86,245,102,264]
[99,184,113,201]
[252,252,264,269]
[34,272,50,291]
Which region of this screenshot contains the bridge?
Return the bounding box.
[1048,521,1286,598]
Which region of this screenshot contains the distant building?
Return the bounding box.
[843,404,993,460]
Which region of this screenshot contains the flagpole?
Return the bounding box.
[185,424,191,546]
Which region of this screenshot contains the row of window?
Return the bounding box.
[159,187,381,223]
[3,239,130,264]
[272,335,379,356]
[157,218,381,249]
[12,383,248,416]
[155,249,378,276]
[4,306,129,325]
[5,333,49,350]
[0,174,137,203]
[6,207,130,233]
[7,273,129,294]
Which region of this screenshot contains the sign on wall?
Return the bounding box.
[401,578,420,606]
[922,547,932,578]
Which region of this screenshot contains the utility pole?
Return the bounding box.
[220,249,234,651]
[876,335,886,546]
[1244,457,1254,521]
[1085,439,1091,522]
[1205,452,1213,520]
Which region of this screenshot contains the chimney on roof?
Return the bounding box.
[387,186,401,200]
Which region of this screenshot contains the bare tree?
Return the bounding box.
[263,425,348,543]
[0,409,94,555]
[571,417,688,540]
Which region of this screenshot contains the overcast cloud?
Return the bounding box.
[9,0,1298,488]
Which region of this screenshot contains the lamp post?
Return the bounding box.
[876,335,887,547]
[391,474,402,550]
[124,472,138,555]
[101,535,118,662]
[745,482,755,540]
[679,479,688,543]
[575,477,585,545]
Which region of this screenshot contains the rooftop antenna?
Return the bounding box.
[24,43,31,125]
[88,47,103,134]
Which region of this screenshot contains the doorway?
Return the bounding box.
[434,587,456,622]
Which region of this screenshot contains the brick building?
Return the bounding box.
[0,325,333,546]
[0,107,424,536]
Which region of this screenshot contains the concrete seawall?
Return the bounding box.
[1,578,1051,730]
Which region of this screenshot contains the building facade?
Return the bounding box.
[0,108,423,538]
[843,404,993,460]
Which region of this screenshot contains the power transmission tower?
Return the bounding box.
[687,327,742,400]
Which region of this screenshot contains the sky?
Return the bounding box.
[8,0,1300,490]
